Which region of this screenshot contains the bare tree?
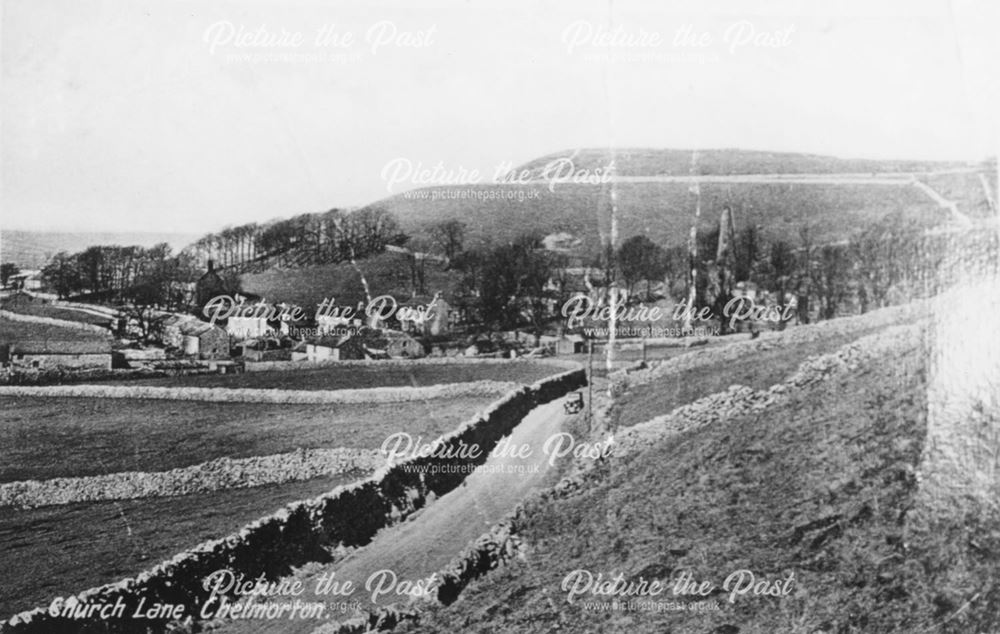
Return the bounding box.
[429,220,467,266]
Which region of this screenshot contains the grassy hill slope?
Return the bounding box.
[384,180,948,253]
[513,148,971,178]
[397,314,998,633]
[240,251,461,311]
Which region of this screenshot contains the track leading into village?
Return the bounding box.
[214,398,572,634]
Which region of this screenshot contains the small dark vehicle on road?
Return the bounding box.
[563,391,584,414]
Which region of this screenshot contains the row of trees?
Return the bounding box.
[40,243,201,308]
[183,206,407,270]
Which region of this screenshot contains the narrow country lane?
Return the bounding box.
[212,398,574,634]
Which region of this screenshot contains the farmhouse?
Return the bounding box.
[158,314,229,359]
[179,321,229,359]
[226,315,273,340]
[195,260,229,309]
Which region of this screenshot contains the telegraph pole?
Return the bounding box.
[684,153,702,334]
[587,338,594,433]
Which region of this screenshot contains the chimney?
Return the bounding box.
[207,259,215,272]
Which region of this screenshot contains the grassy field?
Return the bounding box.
[241,250,462,310]
[400,330,998,633]
[0,297,112,327]
[605,323,894,429]
[0,473,359,618]
[89,360,558,391]
[0,385,505,618]
[0,317,110,345]
[0,395,496,482]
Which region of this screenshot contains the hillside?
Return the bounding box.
[390,304,999,633]
[512,148,974,178]
[236,150,995,316]
[372,149,994,252]
[240,250,462,311]
[385,180,951,254]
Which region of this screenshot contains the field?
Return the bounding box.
[0,386,502,619]
[89,360,558,391]
[0,317,110,346]
[0,395,497,482]
[241,250,462,310]
[0,474,357,617]
[605,322,892,428]
[0,297,113,327]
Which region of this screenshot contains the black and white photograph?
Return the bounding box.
[1,0,998,632]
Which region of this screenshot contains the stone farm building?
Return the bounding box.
[0,319,112,371]
[158,315,229,360]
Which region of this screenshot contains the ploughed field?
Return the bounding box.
[0,392,501,619]
[89,361,557,391]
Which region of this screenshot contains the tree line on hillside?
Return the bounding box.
[183,206,407,270]
[444,210,997,341]
[33,206,413,304]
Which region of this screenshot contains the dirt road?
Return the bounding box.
[213,399,573,634]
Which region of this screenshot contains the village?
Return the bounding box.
[2,185,951,386]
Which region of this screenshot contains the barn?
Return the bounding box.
[0,319,112,371]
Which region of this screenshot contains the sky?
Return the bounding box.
[1,0,997,234]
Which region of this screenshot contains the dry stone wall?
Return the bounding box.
[0,448,386,509]
[0,380,519,404]
[0,310,108,334]
[0,367,585,634]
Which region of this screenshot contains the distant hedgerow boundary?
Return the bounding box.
[0,380,519,404]
[0,367,585,633]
